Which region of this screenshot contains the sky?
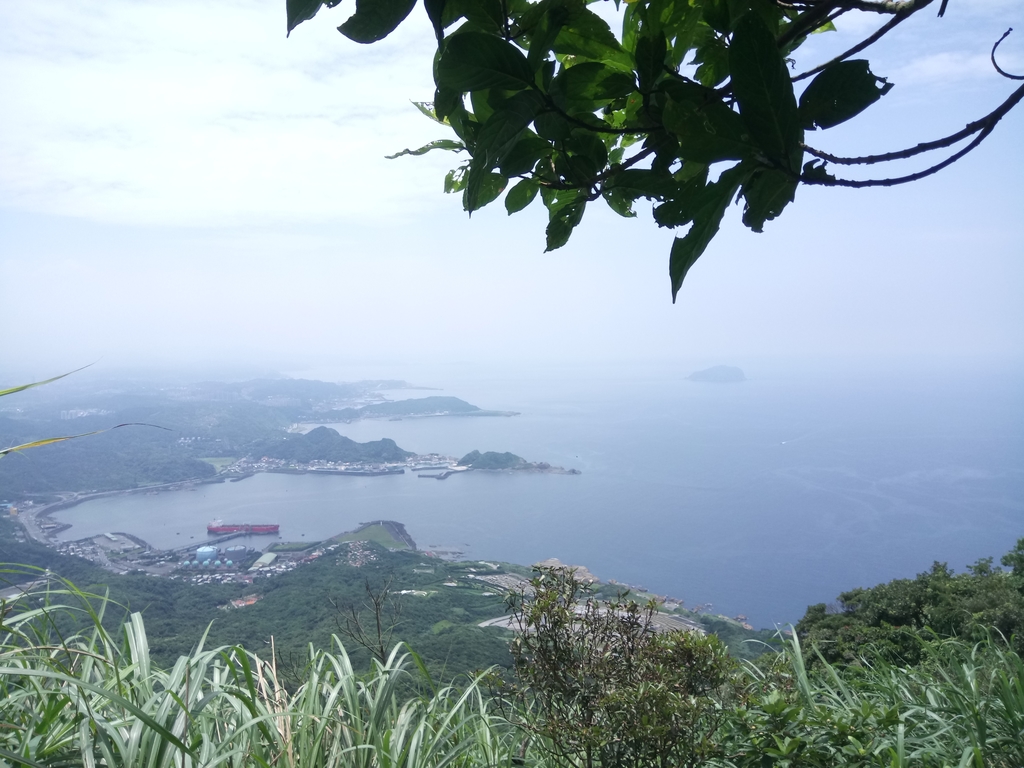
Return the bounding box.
[1,0,1022,380]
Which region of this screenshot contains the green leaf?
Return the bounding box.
[423,0,446,42]
[463,171,507,212]
[799,60,894,130]
[441,0,503,31]
[505,179,539,213]
[645,129,681,175]
[801,157,835,183]
[661,83,752,164]
[0,365,91,398]
[446,104,477,143]
[337,0,416,44]
[550,63,636,110]
[1,422,169,458]
[667,164,748,300]
[740,167,796,231]
[535,110,573,141]
[476,107,536,166]
[444,164,469,193]
[470,88,496,123]
[385,139,465,159]
[553,10,634,72]
[635,31,668,92]
[728,12,802,171]
[666,3,705,69]
[602,186,637,218]
[702,0,730,34]
[607,169,677,200]
[412,100,445,123]
[691,33,730,88]
[652,167,710,227]
[546,201,585,250]
[565,130,608,172]
[522,0,568,71]
[433,87,463,121]
[465,100,534,211]
[542,188,586,251]
[499,134,550,176]
[286,0,330,36]
[437,32,534,92]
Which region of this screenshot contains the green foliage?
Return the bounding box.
[3,567,1023,767]
[253,425,413,463]
[796,538,1024,667]
[495,567,738,768]
[458,450,527,469]
[799,60,893,131]
[0,530,515,679]
[289,0,1022,300]
[1,578,515,768]
[722,633,1024,767]
[338,524,409,548]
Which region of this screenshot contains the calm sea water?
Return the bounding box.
[52,362,1024,627]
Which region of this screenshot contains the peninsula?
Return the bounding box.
[314,396,519,423]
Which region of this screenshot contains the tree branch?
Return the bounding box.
[800,81,1024,164]
[778,0,931,51]
[800,120,993,187]
[793,9,910,82]
[992,28,1024,81]
[841,0,934,13]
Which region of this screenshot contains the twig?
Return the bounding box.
[793,10,909,82]
[800,122,993,187]
[992,28,1024,81]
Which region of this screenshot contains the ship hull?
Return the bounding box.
[207,523,279,535]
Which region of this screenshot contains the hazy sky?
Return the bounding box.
[2,0,1022,379]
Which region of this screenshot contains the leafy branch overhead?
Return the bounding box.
[288,0,1023,300]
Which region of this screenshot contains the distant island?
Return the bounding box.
[315,396,519,423]
[458,450,581,474]
[686,365,746,383]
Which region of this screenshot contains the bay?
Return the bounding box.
[52,361,1024,627]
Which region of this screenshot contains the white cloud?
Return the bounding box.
[0,0,455,226]
[892,50,1021,86]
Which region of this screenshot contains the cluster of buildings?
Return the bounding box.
[340,541,378,567]
[467,571,531,593]
[220,452,461,477]
[179,543,250,571]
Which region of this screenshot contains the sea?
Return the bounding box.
[51,360,1024,628]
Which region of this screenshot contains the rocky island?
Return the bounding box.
[457,450,581,474]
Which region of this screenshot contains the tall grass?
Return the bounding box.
[2,575,1020,768]
[721,632,1024,767]
[0,576,519,768]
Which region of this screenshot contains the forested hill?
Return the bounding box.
[250,427,413,463]
[797,538,1024,666]
[318,396,517,422]
[0,378,502,493]
[458,450,528,470]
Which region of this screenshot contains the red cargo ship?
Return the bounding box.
[207,520,280,535]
